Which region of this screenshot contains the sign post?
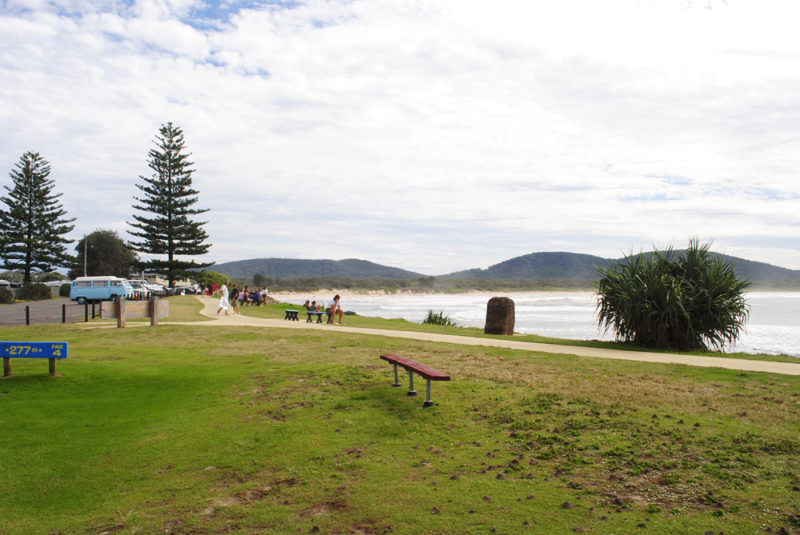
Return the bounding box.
[1,342,68,377]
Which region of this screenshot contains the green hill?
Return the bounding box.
[443,252,611,280]
[211,252,800,288]
[442,251,800,286]
[213,258,425,280]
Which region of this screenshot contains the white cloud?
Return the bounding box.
[1,0,799,274]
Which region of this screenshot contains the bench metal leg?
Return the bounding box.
[423,379,434,408]
[306,315,312,322]
[392,364,401,387]
[317,314,323,323]
[407,370,417,396]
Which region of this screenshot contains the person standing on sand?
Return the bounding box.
[327,294,343,324]
[217,282,230,316]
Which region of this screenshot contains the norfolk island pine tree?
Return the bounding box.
[0,152,75,283]
[128,122,212,286]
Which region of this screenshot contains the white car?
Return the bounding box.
[145,283,167,296]
[126,280,151,300]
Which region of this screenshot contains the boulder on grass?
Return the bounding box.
[484,297,515,335]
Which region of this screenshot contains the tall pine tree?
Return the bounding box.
[0,152,75,283]
[128,122,212,286]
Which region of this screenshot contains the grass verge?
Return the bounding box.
[0,322,798,534]
[240,301,800,363]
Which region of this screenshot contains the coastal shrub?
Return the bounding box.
[596,239,750,351]
[422,309,457,327]
[59,283,71,297]
[18,283,52,301]
[0,287,13,304]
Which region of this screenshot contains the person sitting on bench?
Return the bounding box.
[326,294,343,324]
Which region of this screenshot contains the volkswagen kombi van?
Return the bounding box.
[70,276,134,304]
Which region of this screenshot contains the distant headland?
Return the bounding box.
[210,252,800,292]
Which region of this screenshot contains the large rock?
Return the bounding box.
[484,297,515,335]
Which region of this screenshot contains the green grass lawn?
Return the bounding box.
[84,295,214,324]
[1,303,798,534]
[241,300,800,363]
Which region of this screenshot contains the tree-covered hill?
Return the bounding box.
[212,258,425,280]
[211,252,800,288]
[442,252,611,280]
[441,251,800,286]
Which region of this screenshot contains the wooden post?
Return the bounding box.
[49,358,56,376]
[150,296,159,326]
[117,297,126,328]
[3,357,10,377]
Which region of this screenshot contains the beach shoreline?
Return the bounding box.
[267,290,800,357]
[269,288,599,301]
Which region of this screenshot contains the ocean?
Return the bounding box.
[287,291,800,357]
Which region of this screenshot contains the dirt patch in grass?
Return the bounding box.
[299,499,348,517]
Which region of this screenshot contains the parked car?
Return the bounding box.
[70,276,134,304]
[126,280,151,300]
[167,286,189,295]
[145,283,167,297]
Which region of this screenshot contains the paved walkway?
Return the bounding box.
[180,297,800,376]
[0,299,92,326]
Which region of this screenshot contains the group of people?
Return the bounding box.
[237,285,270,307]
[214,282,343,324]
[215,282,270,315]
[304,294,344,324]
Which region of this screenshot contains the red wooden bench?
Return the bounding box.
[380,353,450,408]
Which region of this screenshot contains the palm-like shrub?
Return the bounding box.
[596,240,750,351]
[422,309,457,327]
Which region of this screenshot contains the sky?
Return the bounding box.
[1,0,799,275]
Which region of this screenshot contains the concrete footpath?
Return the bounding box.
[172,296,800,376]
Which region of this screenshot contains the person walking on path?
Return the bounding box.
[230,284,240,314]
[217,282,230,316]
[327,294,343,324]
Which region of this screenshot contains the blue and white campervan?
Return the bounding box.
[70,276,134,304]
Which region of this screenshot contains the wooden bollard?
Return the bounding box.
[117,297,126,328]
[150,296,159,326]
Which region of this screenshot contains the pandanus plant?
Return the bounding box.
[596,240,750,351]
